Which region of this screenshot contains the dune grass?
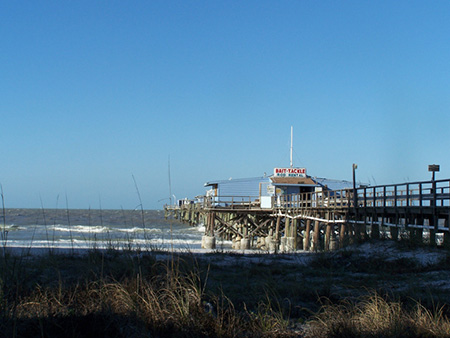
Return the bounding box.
[1,241,450,337]
[304,292,450,338]
[0,250,294,337]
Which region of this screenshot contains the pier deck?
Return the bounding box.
[165,178,450,251]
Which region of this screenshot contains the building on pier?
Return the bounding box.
[204,176,270,201]
[204,167,354,208]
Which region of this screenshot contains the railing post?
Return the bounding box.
[373,187,376,207]
[448,180,450,242]
[419,183,423,208]
[432,178,437,246]
[406,183,410,207]
[394,185,398,208]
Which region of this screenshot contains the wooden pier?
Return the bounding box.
[164,178,450,251]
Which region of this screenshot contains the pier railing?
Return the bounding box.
[201,190,353,210]
[275,179,450,211]
[200,178,450,212]
[274,189,352,210]
[354,179,450,208]
[203,196,260,209]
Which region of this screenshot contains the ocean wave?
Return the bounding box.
[1,211,208,251]
[50,225,110,233]
[46,224,165,235]
[2,224,25,231]
[117,227,162,234]
[3,237,205,250]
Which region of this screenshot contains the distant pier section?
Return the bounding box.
[165,170,450,251]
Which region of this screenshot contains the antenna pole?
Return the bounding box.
[168,155,173,205]
[290,126,293,168]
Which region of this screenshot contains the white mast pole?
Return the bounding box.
[290,126,293,168]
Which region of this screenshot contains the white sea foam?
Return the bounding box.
[2,224,25,231]
[49,225,109,233]
[118,227,162,233]
[3,235,207,251]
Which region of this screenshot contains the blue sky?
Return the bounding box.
[1,1,449,210]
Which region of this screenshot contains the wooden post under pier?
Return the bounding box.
[324,212,332,251]
[304,219,312,251]
[312,219,320,251]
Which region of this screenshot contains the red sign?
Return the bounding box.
[274,167,306,177]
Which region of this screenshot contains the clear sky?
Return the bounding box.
[1,1,449,210]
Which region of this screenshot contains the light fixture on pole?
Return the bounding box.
[428,164,440,181]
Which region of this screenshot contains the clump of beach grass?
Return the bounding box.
[302,292,450,338]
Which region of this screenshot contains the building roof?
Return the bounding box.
[270,177,317,186]
[204,176,270,187]
[312,177,354,191]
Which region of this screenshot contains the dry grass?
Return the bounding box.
[0,252,294,337]
[2,242,450,337]
[303,292,450,338]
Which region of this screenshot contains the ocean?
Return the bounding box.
[0,208,226,252]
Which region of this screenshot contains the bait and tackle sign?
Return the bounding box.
[273,167,307,178]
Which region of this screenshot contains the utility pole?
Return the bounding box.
[352,163,358,209]
[428,164,440,246]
